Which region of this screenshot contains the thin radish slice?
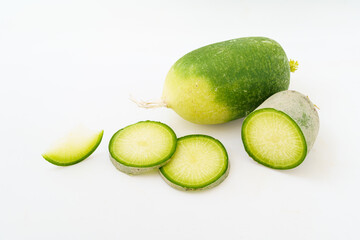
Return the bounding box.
[160,135,229,191]
[109,121,177,175]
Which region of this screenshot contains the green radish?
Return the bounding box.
[109,121,177,175]
[241,90,319,169]
[133,37,298,124]
[42,126,104,166]
[160,135,229,191]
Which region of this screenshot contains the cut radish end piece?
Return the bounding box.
[160,135,229,191]
[242,108,307,169]
[109,121,177,175]
[42,126,104,166]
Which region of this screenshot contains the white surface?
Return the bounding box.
[1,0,360,239]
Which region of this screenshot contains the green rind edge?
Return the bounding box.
[108,120,177,168]
[42,130,104,166]
[159,134,229,190]
[241,108,307,169]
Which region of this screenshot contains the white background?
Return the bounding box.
[1,0,360,239]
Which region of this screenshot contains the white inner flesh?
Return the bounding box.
[245,111,305,167]
[111,123,174,166]
[162,136,227,187]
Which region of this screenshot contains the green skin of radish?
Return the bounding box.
[242,90,320,169]
[162,37,291,124]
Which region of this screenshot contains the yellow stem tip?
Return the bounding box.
[289,59,299,72]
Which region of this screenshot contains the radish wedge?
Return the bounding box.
[241,90,319,169]
[109,121,177,175]
[42,127,104,166]
[160,135,229,191]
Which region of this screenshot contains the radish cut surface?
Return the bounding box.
[42,126,104,166]
[242,90,319,169]
[242,108,306,169]
[160,135,229,191]
[109,121,177,174]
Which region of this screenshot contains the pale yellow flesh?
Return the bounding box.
[43,126,103,164]
[111,123,174,166]
[162,137,227,187]
[244,111,305,166]
[162,68,231,124]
